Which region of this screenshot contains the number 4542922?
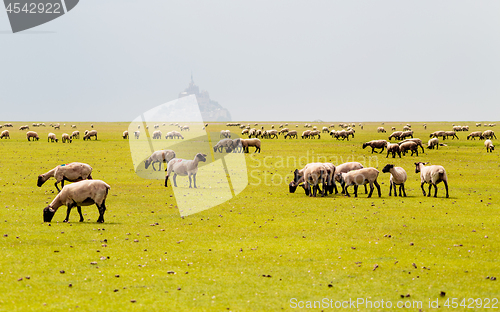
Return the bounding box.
[5,2,62,14]
[444,298,498,309]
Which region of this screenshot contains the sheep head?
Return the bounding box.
[382,164,394,173]
[37,175,46,187]
[288,181,298,193]
[43,207,55,222]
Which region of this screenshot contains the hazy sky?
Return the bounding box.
[1,1,499,122]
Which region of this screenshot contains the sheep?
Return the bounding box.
[427,137,439,149]
[4,123,13,127]
[284,130,298,139]
[83,130,98,141]
[53,123,60,130]
[377,127,386,133]
[290,163,337,195]
[414,162,449,198]
[38,162,93,192]
[362,140,387,154]
[337,168,381,198]
[399,141,419,156]
[309,130,321,139]
[265,129,278,139]
[382,164,407,197]
[485,140,494,152]
[345,129,355,139]
[26,131,39,141]
[278,128,289,135]
[301,130,312,139]
[400,130,414,139]
[461,125,469,131]
[444,131,459,140]
[48,133,59,143]
[279,124,283,128]
[71,125,77,129]
[213,138,234,153]
[388,131,403,140]
[230,138,243,153]
[43,180,110,223]
[170,131,184,139]
[1,130,10,139]
[452,126,462,132]
[476,123,481,127]
[467,131,484,140]
[61,133,72,143]
[430,131,447,140]
[72,131,80,139]
[181,125,190,131]
[248,129,257,138]
[145,150,176,171]
[334,130,349,140]
[386,142,401,158]
[482,130,497,139]
[329,129,336,137]
[165,153,207,188]
[423,123,427,130]
[302,163,328,197]
[152,130,162,139]
[154,124,160,129]
[255,129,262,138]
[398,138,425,154]
[241,138,261,153]
[19,125,29,130]
[122,131,128,139]
[334,162,366,194]
[134,130,140,139]
[322,127,329,133]
[391,127,396,131]
[403,125,411,131]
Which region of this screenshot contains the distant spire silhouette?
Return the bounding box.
[191,72,194,84]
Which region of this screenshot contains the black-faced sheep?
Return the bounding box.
[165,153,207,188]
[122,131,128,139]
[386,142,401,158]
[43,180,110,223]
[444,131,459,140]
[279,128,289,135]
[382,164,407,197]
[414,162,449,198]
[19,125,29,130]
[145,150,176,171]
[61,133,72,143]
[427,137,439,149]
[362,140,387,154]
[377,127,386,133]
[430,131,447,140]
[72,131,80,139]
[485,140,494,152]
[400,141,419,156]
[83,130,98,141]
[48,133,58,143]
[284,130,297,139]
[241,138,261,153]
[38,162,93,192]
[290,162,337,195]
[482,130,497,139]
[26,131,39,141]
[152,130,162,139]
[337,168,381,198]
[467,131,484,140]
[301,130,311,139]
[213,138,234,153]
[388,131,403,140]
[398,138,425,154]
[1,130,10,139]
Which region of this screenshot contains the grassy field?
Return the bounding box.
[0,121,499,311]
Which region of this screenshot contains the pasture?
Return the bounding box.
[0,121,499,311]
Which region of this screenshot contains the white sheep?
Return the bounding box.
[145,150,176,171]
[284,130,298,139]
[134,130,140,139]
[48,133,59,143]
[38,162,93,192]
[83,130,98,141]
[485,140,494,152]
[122,131,128,139]
[482,130,497,139]
[165,153,207,188]
[26,131,39,141]
[334,162,367,194]
[289,162,337,195]
[309,130,321,139]
[302,163,328,197]
[430,131,447,140]
[414,162,449,198]
[362,140,387,154]
[337,168,381,198]
[279,128,289,135]
[1,130,10,139]
[213,138,234,153]
[444,131,459,140]
[301,130,312,139]
[152,130,162,139]
[71,125,77,129]
[377,127,386,133]
[467,131,483,140]
[427,137,439,149]
[399,141,419,156]
[19,125,29,130]
[220,130,231,138]
[72,131,80,139]
[382,164,407,197]
[398,138,425,154]
[61,133,72,143]
[181,125,190,131]
[43,180,110,223]
[388,131,403,140]
[241,138,261,153]
[241,128,249,135]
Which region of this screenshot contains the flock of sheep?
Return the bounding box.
[0,123,97,142]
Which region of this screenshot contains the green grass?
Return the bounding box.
[0,121,499,311]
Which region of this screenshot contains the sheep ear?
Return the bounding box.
[424,162,429,165]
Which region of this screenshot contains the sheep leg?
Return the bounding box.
[77,206,84,222]
[193,173,197,188]
[402,184,407,197]
[421,182,426,196]
[164,175,169,187]
[427,184,432,197]
[367,183,374,198]
[389,182,393,196]
[55,181,61,193]
[96,202,106,223]
[332,181,338,194]
[64,205,72,222]
[443,180,449,198]
[420,145,425,154]
[364,184,368,194]
[433,184,439,198]
[379,147,384,154]
[345,185,350,197]
[188,175,193,188]
[353,185,358,197]
[173,174,178,187]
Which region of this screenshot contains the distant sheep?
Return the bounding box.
[26,131,39,141]
[122,131,128,139]
[362,140,387,154]
[284,130,298,139]
[145,150,176,171]
[399,141,419,156]
[61,133,72,143]
[382,164,407,197]
[72,131,80,139]
[43,180,110,223]
[386,142,401,158]
[213,138,234,153]
[485,140,494,152]
[83,130,98,141]
[241,138,261,153]
[427,137,439,149]
[444,131,459,140]
[414,162,449,198]
[388,131,403,140]
[430,131,447,140]
[48,133,58,143]
[377,127,386,133]
[482,130,497,140]
[398,138,425,154]
[134,131,140,139]
[152,130,162,139]
[467,131,484,140]
[19,125,29,130]
[220,130,231,138]
[1,130,10,139]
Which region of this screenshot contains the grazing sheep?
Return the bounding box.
[72,131,80,139]
[445,131,459,140]
[403,126,411,131]
[19,125,29,130]
[43,180,110,223]
[1,130,10,139]
[145,150,176,171]
[61,133,72,143]
[4,123,13,127]
[386,142,401,158]
[301,130,312,139]
[482,130,497,139]
[382,164,407,197]
[248,128,257,138]
[362,140,388,154]
[255,129,262,138]
[284,130,298,139]
[180,125,190,131]
[400,130,414,139]
[430,131,447,140]
[334,162,367,194]
[476,123,482,127]
[171,131,184,139]
[346,129,355,139]
[399,141,419,156]
[122,131,128,139]
[388,131,403,140]
[220,130,231,138]
[377,127,386,133]
[398,138,425,153]
[427,137,439,149]
[241,129,249,135]
[391,127,396,131]
[461,126,469,131]
[213,138,234,153]
[152,130,162,139]
[26,131,39,141]
[334,130,349,140]
[71,125,77,129]
[485,140,494,152]
[83,130,98,141]
[53,123,60,130]
[337,168,381,198]
[290,163,337,195]
[165,153,207,188]
[230,138,243,153]
[467,131,484,140]
[453,126,462,132]
[302,163,328,197]
[134,130,140,139]
[329,129,336,137]
[48,133,59,143]
[241,138,261,153]
[414,162,449,198]
[322,127,329,133]
[279,128,289,135]
[38,162,93,192]
[265,130,279,139]
[309,130,321,139]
